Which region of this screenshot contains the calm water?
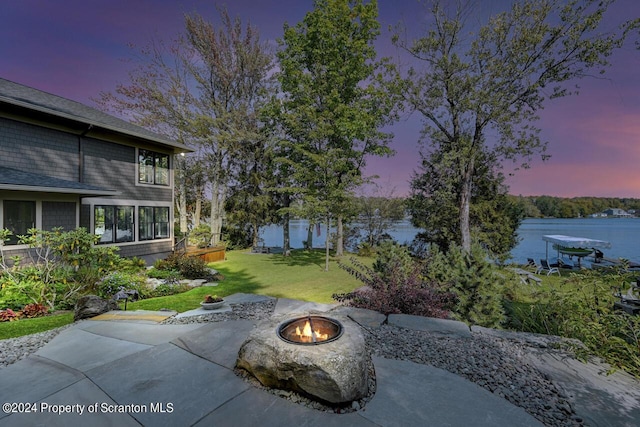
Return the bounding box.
[510,218,640,265]
[259,219,419,249]
[259,218,640,265]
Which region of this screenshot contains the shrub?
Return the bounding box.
[18,227,121,272]
[95,271,150,299]
[190,224,212,248]
[506,270,640,378]
[372,241,414,278]
[0,275,32,310]
[334,256,454,318]
[21,303,49,318]
[0,308,20,322]
[147,268,181,281]
[149,281,191,298]
[155,253,209,280]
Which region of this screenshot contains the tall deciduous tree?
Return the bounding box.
[273,0,397,270]
[397,0,634,253]
[97,8,274,246]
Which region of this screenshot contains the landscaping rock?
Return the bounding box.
[73,295,118,321]
[388,313,472,338]
[236,313,369,404]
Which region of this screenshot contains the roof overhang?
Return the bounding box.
[0,166,118,197]
[0,78,193,154]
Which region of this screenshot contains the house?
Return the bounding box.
[603,208,632,218]
[0,78,191,264]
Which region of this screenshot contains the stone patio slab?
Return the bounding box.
[388,313,471,338]
[34,328,152,372]
[330,306,387,328]
[0,356,85,420]
[0,378,140,427]
[195,387,377,427]
[86,343,249,427]
[274,298,337,315]
[172,320,256,369]
[360,356,543,427]
[76,320,202,345]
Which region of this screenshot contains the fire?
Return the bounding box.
[294,320,329,343]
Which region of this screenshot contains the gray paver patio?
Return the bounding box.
[86,343,249,427]
[0,378,140,427]
[34,328,152,372]
[171,320,255,369]
[0,356,85,420]
[0,294,547,427]
[195,387,378,427]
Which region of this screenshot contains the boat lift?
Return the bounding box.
[542,234,612,268]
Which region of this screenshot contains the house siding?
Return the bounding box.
[42,201,76,231]
[82,138,172,202]
[0,117,79,181]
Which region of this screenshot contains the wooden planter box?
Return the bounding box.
[186,245,226,263]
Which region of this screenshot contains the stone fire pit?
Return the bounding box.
[236,313,370,404]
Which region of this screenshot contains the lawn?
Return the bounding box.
[129,249,367,311]
[0,312,74,340]
[1,249,367,339]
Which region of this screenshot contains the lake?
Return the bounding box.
[258,218,640,265]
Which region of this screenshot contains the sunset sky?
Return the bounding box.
[2,0,639,198]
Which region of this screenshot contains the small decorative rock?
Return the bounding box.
[73,295,118,321]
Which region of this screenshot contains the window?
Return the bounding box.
[95,206,134,244]
[2,201,35,245]
[139,149,169,186]
[139,206,169,240]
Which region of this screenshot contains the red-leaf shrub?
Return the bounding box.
[334,257,454,318]
[0,308,21,322]
[21,303,49,318]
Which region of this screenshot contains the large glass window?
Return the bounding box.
[95,206,134,244]
[139,149,169,186]
[2,201,35,245]
[139,206,169,240]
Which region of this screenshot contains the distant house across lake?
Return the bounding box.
[0,78,191,264]
[604,208,633,218]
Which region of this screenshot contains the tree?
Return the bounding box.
[272,0,397,270]
[408,146,523,259]
[354,186,405,247]
[224,129,275,248]
[96,8,274,246]
[396,0,634,252]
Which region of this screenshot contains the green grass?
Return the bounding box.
[1,249,367,339]
[0,312,74,340]
[129,249,367,311]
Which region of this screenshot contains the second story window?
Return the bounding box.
[139,149,169,186]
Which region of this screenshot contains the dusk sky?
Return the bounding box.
[2,0,639,198]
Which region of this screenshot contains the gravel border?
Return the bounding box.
[1,301,583,426]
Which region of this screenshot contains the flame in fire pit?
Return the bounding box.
[295,320,329,343]
[277,315,343,345]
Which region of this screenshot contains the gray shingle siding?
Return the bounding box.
[0,117,79,181]
[117,241,173,261]
[82,139,172,202]
[42,201,76,231]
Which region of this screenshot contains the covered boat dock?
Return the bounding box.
[542,234,612,268]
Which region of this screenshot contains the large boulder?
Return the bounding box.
[236,313,369,404]
[74,295,118,321]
